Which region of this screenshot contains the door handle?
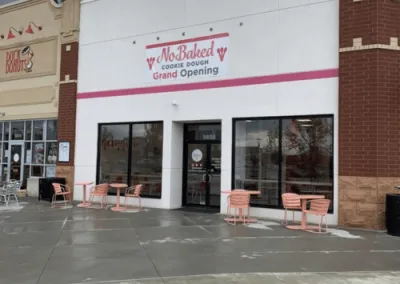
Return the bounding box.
[202,174,207,182]
[208,174,212,182]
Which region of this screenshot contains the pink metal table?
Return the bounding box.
[110,183,128,212]
[221,190,261,223]
[75,181,93,208]
[286,194,325,230]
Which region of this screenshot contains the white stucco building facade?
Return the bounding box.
[75,0,339,224]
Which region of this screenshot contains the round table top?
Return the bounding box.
[75,181,94,186]
[110,183,128,188]
[221,189,261,195]
[298,194,324,199]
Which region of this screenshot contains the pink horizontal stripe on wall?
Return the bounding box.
[146,33,229,49]
[77,68,338,100]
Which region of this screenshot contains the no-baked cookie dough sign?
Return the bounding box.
[145,33,229,82]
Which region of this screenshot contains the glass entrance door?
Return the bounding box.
[8,143,24,182]
[185,144,208,206]
[183,123,222,208]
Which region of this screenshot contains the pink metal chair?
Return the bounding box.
[303,199,331,233]
[226,191,250,225]
[281,193,301,225]
[88,183,109,208]
[124,184,143,210]
[51,183,72,208]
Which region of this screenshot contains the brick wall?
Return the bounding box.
[60,42,79,81]
[340,0,400,47]
[56,42,79,191]
[339,50,400,177]
[339,0,400,229]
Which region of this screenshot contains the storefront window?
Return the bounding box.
[33,120,44,141]
[233,116,334,211]
[98,124,130,194]
[281,117,333,209]
[97,122,163,198]
[46,120,57,141]
[11,121,24,140]
[4,123,9,140]
[0,119,57,182]
[234,119,280,206]
[1,142,8,163]
[131,123,163,198]
[25,121,32,140]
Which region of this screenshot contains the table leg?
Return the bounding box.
[112,188,126,212]
[77,185,90,208]
[301,199,307,229]
[116,189,120,209]
[82,185,86,206]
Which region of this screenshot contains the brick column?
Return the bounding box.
[56,42,78,195]
[339,0,400,229]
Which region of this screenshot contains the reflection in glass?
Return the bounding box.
[281,117,333,209]
[1,164,8,181]
[46,142,57,164]
[234,119,280,206]
[32,142,45,164]
[46,166,56,177]
[25,121,32,141]
[46,120,57,140]
[11,121,24,140]
[4,122,9,140]
[186,144,208,205]
[33,120,44,140]
[98,124,130,193]
[233,116,334,211]
[31,166,44,177]
[25,143,32,164]
[131,123,163,198]
[2,142,8,163]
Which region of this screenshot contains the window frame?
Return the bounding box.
[231,114,334,212]
[96,121,164,199]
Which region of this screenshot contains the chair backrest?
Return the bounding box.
[95,183,109,195]
[228,192,250,207]
[52,183,63,194]
[310,199,331,214]
[282,193,301,209]
[134,184,143,196]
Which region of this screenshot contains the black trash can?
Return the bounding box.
[386,193,400,237]
[38,177,66,202]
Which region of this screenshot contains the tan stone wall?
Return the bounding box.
[339,176,399,230]
[0,0,62,121]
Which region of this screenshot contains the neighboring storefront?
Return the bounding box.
[76,0,400,230]
[0,0,80,189]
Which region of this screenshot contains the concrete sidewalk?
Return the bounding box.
[74,272,400,283]
[0,198,399,284]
